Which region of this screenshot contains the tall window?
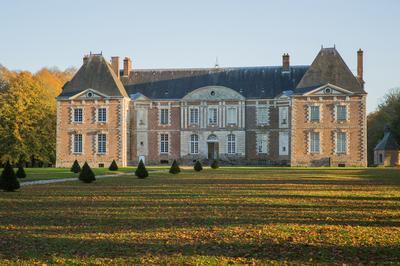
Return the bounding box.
[160,109,169,125]
[190,134,199,154]
[160,134,169,154]
[73,108,83,123]
[336,132,347,154]
[97,133,107,154]
[227,134,236,154]
[310,106,320,122]
[98,108,107,123]
[257,107,268,125]
[310,132,320,153]
[73,134,82,153]
[208,108,218,125]
[227,107,237,125]
[257,134,268,154]
[189,108,199,125]
[336,105,347,121]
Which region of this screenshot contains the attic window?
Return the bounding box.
[210,91,215,96]
[165,90,169,95]
[261,89,265,94]
[324,87,332,94]
[87,92,93,97]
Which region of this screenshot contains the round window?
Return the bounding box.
[87,92,93,97]
[210,91,215,96]
[324,88,332,94]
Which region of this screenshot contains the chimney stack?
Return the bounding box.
[123,57,132,77]
[282,53,290,71]
[357,49,364,86]
[83,54,89,64]
[111,56,120,78]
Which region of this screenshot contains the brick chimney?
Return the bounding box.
[123,57,132,77]
[282,53,290,71]
[357,49,364,86]
[111,56,120,78]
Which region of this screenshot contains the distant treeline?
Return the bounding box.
[367,88,400,165]
[0,65,75,166]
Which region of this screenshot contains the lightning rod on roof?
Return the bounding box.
[214,56,219,68]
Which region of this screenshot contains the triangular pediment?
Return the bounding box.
[303,84,354,96]
[69,89,109,100]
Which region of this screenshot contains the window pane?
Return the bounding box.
[160,134,169,153]
[337,132,346,153]
[310,132,320,153]
[310,106,320,121]
[98,134,106,153]
[208,108,217,124]
[98,108,106,122]
[190,134,199,154]
[227,134,236,154]
[190,109,199,124]
[257,107,268,124]
[74,134,82,153]
[227,107,237,124]
[160,109,169,125]
[74,108,83,123]
[337,106,347,121]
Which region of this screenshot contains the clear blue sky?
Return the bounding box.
[1,0,399,112]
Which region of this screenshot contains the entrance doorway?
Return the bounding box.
[207,134,219,160]
[208,142,219,160]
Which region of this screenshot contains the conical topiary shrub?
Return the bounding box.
[71,160,81,173]
[108,160,118,171]
[78,162,96,183]
[211,160,219,169]
[169,160,181,174]
[16,165,26,178]
[194,160,203,172]
[0,161,20,192]
[135,159,148,179]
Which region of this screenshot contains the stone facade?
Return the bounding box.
[56,48,368,168]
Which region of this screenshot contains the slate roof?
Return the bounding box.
[374,125,400,151]
[59,54,128,98]
[122,66,309,99]
[295,48,366,94]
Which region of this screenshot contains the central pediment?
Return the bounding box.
[182,86,245,101]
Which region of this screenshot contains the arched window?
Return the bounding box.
[190,134,199,154]
[227,134,236,154]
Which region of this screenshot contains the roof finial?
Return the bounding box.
[214,56,219,68]
[321,44,323,50]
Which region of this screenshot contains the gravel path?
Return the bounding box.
[20,172,134,187]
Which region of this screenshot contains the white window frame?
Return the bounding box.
[336,132,347,154]
[257,106,269,125]
[227,134,236,154]
[227,107,238,125]
[73,108,83,123]
[310,132,320,154]
[309,105,320,122]
[336,105,347,122]
[160,108,170,125]
[97,107,107,123]
[189,107,199,125]
[190,134,199,154]
[73,133,83,154]
[160,133,169,154]
[97,133,107,154]
[208,107,218,125]
[257,133,268,154]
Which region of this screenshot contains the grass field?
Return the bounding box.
[1,167,400,265]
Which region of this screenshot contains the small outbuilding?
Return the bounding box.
[374,125,400,167]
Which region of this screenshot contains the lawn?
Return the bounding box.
[0,168,400,265]
[18,167,168,182]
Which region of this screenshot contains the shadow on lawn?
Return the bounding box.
[2,235,399,264]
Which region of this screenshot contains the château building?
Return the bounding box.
[56,47,367,167]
